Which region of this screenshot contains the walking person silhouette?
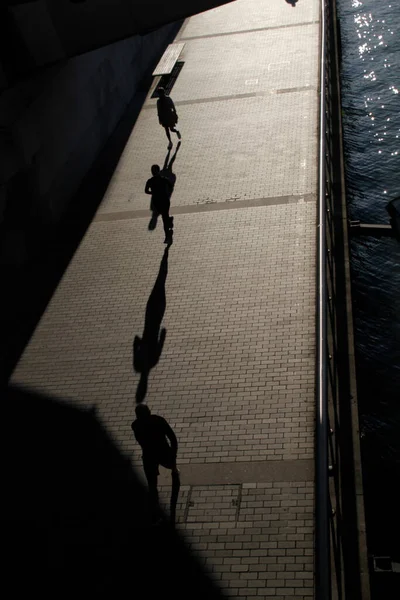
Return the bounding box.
[157,87,181,149]
[148,141,181,232]
[145,166,174,244]
[132,403,180,525]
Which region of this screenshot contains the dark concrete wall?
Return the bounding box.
[0,20,180,266]
[2,1,231,77]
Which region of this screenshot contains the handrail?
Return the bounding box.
[316,0,330,598]
[316,1,370,597]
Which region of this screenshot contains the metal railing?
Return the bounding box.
[316,0,330,594]
[316,0,360,598]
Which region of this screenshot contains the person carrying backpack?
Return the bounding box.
[157,87,181,149]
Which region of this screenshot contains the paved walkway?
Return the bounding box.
[12,1,320,598]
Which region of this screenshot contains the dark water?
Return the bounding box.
[338,0,400,590]
[337,0,400,582]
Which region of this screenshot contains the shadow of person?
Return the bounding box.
[133,246,169,402]
[148,142,181,232]
[162,140,181,189]
[285,0,299,6]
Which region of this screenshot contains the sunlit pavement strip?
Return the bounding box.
[12,1,319,597]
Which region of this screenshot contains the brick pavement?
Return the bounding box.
[158,481,313,598]
[12,1,320,598]
[99,92,318,213]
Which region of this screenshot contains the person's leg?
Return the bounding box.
[161,212,169,239]
[164,127,173,148]
[148,211,159,231]
[160,450,180,525]
[170,469,181,525]
[161,202,172,243]
[148,200,159,230]
[170,127,181,140]
[143,459,162,522]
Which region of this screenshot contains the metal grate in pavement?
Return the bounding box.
[151,61,185,98]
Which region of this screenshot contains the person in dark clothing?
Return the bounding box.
[145,165,174,244]
[157,87,181,148]
[148,141,181,232]
[132,404,180,524]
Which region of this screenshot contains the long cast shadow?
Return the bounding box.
[161,141,180,190]
[133,246,169,402]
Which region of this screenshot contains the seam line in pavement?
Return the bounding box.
[143,86,316,109]
[94,193,316,222]
[154,459,314,486]
[179,20,319,41]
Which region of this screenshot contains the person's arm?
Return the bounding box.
[163,419,178,459]
[157,99,162,123]
[145,179,152,195]
[131,422,142,447]
[167,97,177,118]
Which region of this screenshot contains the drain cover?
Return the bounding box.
[151,61,184,98]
